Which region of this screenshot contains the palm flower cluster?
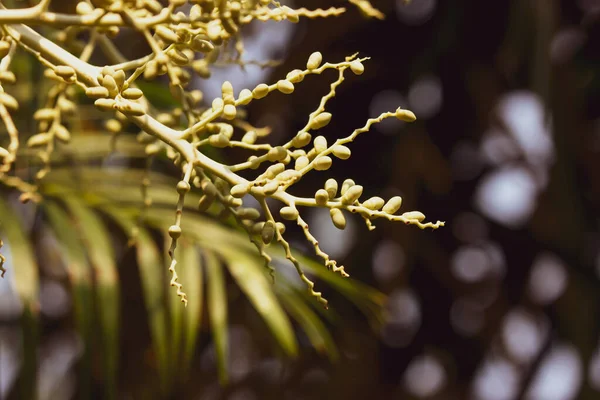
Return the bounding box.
[0,0,443,308]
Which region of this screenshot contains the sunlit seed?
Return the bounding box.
[306,51,323,70]
[241,130,257,144]
[286,69,304,83]
[332,145,351,160]
[401,211,426,222]
[223,104,237,120]
[325,178,338,199]
[252,83,269,99]
[94,98,116,111]
[176,180,191,194]
[314,156,332,171]
[85,86,110,99]
[350,60,364,75]
[315,189,329,206]
[382,196,402,214]
[261,221,275,244]
[155,25,179,43]
[277,80,294,94]
[341,185,363,204]
[330,208,346,230]
[238,208,260,220]
[292,132,311,148]
[313,136,327,153]
[168,225,182,239]
[280,206,299,220]
[230,183,249,198]
[310,112,332,130]
[263,180,279,195]
[395,108,417,122]
[237,88,253,105]
[122,88,143,100]
[294,155,309,171]
[363,196,384,210]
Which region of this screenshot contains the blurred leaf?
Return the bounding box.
[0,198,39,399]
[102,209,170,394]
[204,249,228,384]
[44,201,94,395]
[61,198,120,399]
[278,286,339,362]
[179,241,203,379]
[221,249,298,357]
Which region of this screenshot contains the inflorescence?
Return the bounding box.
[0,0,443,308]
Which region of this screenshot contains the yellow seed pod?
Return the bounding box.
[144,143,161,155]
[313,136,328,153]
[286,69,304,83]
[267,146,287,162]
[55,66,76,79]
[277,170,301,182]
[191,35,214,53]
[242,130,257,144]
[85,86,110,99]
[201,179,218,197]
[207,21,222,41]
[263,180,279,195]
[230,183,250,198]
[221,81,235,103]
[94,98,116,111]
[0,41,9,59]
[113,69,126,88]
[144,60,158,80]
[330,208,346,230]
[226,195,243,208]
[122,88,143,100]
[248,155,260,170]
[223,104,237,120]
[117,101,145,116]
[266,164,285,179]
[0,71,16,84]
[280,206,299,220]
[238,208,260,220]
[325,178,338,199]
[198,194,214,212]
[307,51,323,70]
[168,49,190,66]
[237,89,253,105]
[220,124,234,139]
[310,112,332,130]
[292,132,311,148]
[251,222,265,235]
[292,150,306,158]
[168,225,182,239]
[33,108,57,121]
[157,113,176,126]
[105,119,121,133]
[350,60,364,75]
[382,196,403,214]
[314,156,332,171]
[276,80,294,94]
[155,25,179,43]
[294,155,309,171]
[102,74,119,97]
[341,179,356,195]
[395,108,417,122]
[332,145,351,160]
[261,221,276,244]
[252,83,269,99]
[0,93,17,111]
[276,222,286,235]
[76,1,94,14]
[27,133,51,147]
[212,97,224,112]
[176,180,191,194]
[209,133,229,148]
[315,189,329,206]
[363,196,384,210]
[341,185,363,205]
[53,124,70,142]
[401,211,426,222]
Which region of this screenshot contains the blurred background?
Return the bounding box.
[2,0,600,399]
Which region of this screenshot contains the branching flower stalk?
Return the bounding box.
[0,0,443,308]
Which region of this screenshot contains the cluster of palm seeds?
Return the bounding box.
[0,0,442,307]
